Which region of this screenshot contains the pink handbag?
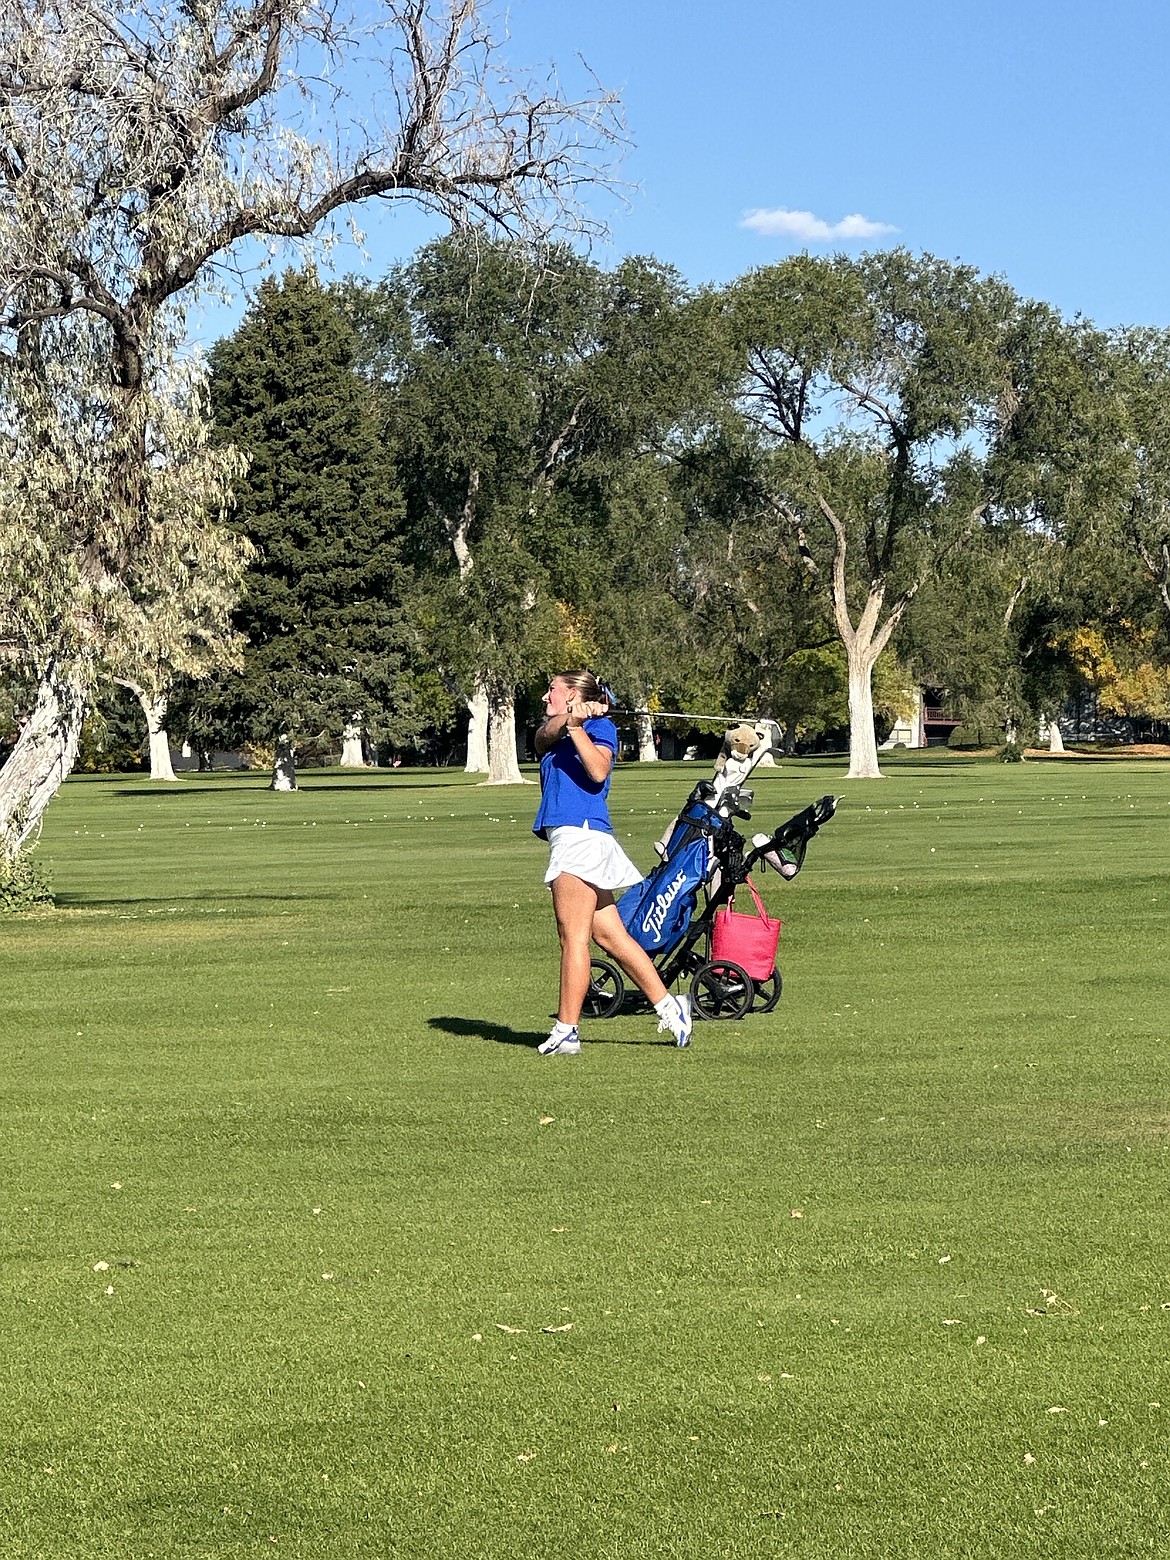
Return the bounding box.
[711,877,782,981]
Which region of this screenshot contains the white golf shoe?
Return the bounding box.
[538,1027,581,1056]
[657,994,693,1048]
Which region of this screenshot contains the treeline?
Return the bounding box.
[92,237,1170,784]
[7,0,1170,919]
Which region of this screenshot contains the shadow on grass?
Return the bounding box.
[110,781,272,796]
[51,889,331,908]
[300,780,535,794]
[1030,753,1170,763]
[871,756,987,772]
[109,777,525,798]
[429,1016,545,1048]
[428,1016,676,1048]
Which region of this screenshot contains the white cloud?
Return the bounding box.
[741,208,898,242]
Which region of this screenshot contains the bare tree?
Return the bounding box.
[0,0,621,862]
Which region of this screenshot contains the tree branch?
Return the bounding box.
[534,395,587,491]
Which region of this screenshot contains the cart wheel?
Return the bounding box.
[585,958,625,1019]
[691,960,754,1021]
[752,967,783,1014]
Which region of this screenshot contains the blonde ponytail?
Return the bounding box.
[558,670,611,709]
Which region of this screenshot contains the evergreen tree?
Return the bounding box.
[205,271,418,786]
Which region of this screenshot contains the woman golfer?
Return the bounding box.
[533,671,692,1055]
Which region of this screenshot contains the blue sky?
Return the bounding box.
[195,0,1170,342]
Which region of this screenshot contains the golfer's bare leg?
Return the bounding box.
[592,896,669,1006]
[551,873,600,1025]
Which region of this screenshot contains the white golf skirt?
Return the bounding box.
[544,822,644,892]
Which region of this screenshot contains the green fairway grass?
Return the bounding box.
[3,753,1169,1558]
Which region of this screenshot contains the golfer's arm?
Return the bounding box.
[535,715,567,756]
[567,727,613,784]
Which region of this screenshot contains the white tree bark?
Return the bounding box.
[465,679,490,773]
[0,660,88,858]
[0,1,623,852]
[116,680,178,781]
[340,716,365,768]
[845,646,884,780]
[1046,716,1065,753]
[148,724,177,782]
[270,732,298,791]
[826,511,894,781]
[485,692,526,784]
[786,503,889,780]
[448,469,490,776]
[635,708,657,762]
[786,494,970,780]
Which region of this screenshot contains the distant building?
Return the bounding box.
[880,687,962,749]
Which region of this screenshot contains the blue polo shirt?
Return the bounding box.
[532,717,618,839]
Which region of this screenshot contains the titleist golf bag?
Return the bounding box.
[588,780,836,1021]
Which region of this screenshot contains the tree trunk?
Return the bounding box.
[131,686,178,781]
[1046,716,1065,754]
[786,494,978,784]
[450,467,489,776]
[635,708,657,762]
[148,725,176,781]
[340,716,365,768]
[465,679,489,773]
[846,647,884,780]
[0,659,88,858]
[485,691,526,785]
[115,680,177,780]
[270,732,298,791]
[790,504,896,780]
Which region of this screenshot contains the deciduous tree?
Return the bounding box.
[355,237,713,782]
[1078,327,1170,631]
[0,0,620,859]
[726,251,1053,778]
